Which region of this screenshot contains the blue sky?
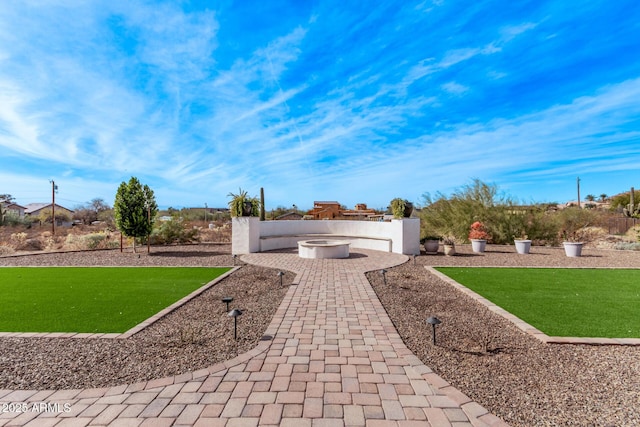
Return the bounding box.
[1,1,639,211]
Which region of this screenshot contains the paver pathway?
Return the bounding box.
[0,249,507,426]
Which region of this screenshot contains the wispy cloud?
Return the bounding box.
[1,1,638,208]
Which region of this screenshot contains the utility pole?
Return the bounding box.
[576,177,581,209]
[50,180,57,234]
[204,203,208,226]
[147,203,151,254]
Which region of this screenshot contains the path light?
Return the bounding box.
[222,297,233,311]
[232,254,237,265]
[380,269,388,286]
[426,316,442,346]
[413,254,416,265]
[277,271,285,286]
[228,308,243,340]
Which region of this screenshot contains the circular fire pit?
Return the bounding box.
[298,239,350,259]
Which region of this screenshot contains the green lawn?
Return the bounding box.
[0,267,230,333]
[435,267,640,338]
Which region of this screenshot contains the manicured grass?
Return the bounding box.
[435,267,640,338]
[0,267,230,333]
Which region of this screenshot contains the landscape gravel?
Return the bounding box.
[0,243,639,426]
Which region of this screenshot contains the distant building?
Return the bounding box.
[341,203,377,219]
[1,201,26,217]
[308,201,342,219]
[307,201,379,220]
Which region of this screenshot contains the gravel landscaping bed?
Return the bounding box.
[0,244,290,390]
[367,244,640,427]
[1,243,638,426]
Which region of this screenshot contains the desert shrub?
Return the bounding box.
[420,179,560,244]
[2,212,31,227]
[0,245,14,256]
[150,216,200,245]
[614,242,640,251]
[65,232,119,250]
[487,205,560,245]
[420,180,504,242]
[21,238,45,251]
[10,232,28,247]
[555,207,606,243]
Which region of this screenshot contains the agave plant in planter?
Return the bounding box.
[228,188,260,217]
[390,198,413,218]
[469,221,489,253]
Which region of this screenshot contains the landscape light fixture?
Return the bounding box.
[232,254,237,265]
[222,296,233,311]
[277,271,285,286]
[228,308,243,340]
[380,269,388,286]
[426,316,442,346]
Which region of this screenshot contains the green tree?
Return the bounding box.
[114,177,158,253]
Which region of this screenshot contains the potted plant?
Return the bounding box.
[558,207,598,257]
[469,221,489,253]
[228,188,260,217]
[513,231,532,254]
[442,236,456,256]
[420,235,440,254]
[562,230,585,257]
[390,198,413,218]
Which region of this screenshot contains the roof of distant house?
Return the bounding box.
[24,203,74,214]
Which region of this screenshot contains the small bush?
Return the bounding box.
[65,232,119,250]
[3,213,31,227]
[10,232,27,246]
[150,217,200,245]
[23,238,45,251]
[0,245,14,256]
[614,242,640,251]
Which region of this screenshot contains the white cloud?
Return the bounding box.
[441,81,469,95]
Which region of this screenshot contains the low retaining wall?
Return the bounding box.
[232,218,420,255]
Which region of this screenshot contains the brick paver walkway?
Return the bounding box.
[0,250,507,426]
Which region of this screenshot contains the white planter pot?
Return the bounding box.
[444,244,456,256]
[514,239,532,254]
[423,240,439,254]
[471,239,487,253]
[563,242,583,257]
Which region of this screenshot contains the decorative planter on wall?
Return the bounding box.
[471,239,487,253]
[444,244,456,256]
[423,240,439,254]
[563,242,583,257]
[514,239,532,254]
